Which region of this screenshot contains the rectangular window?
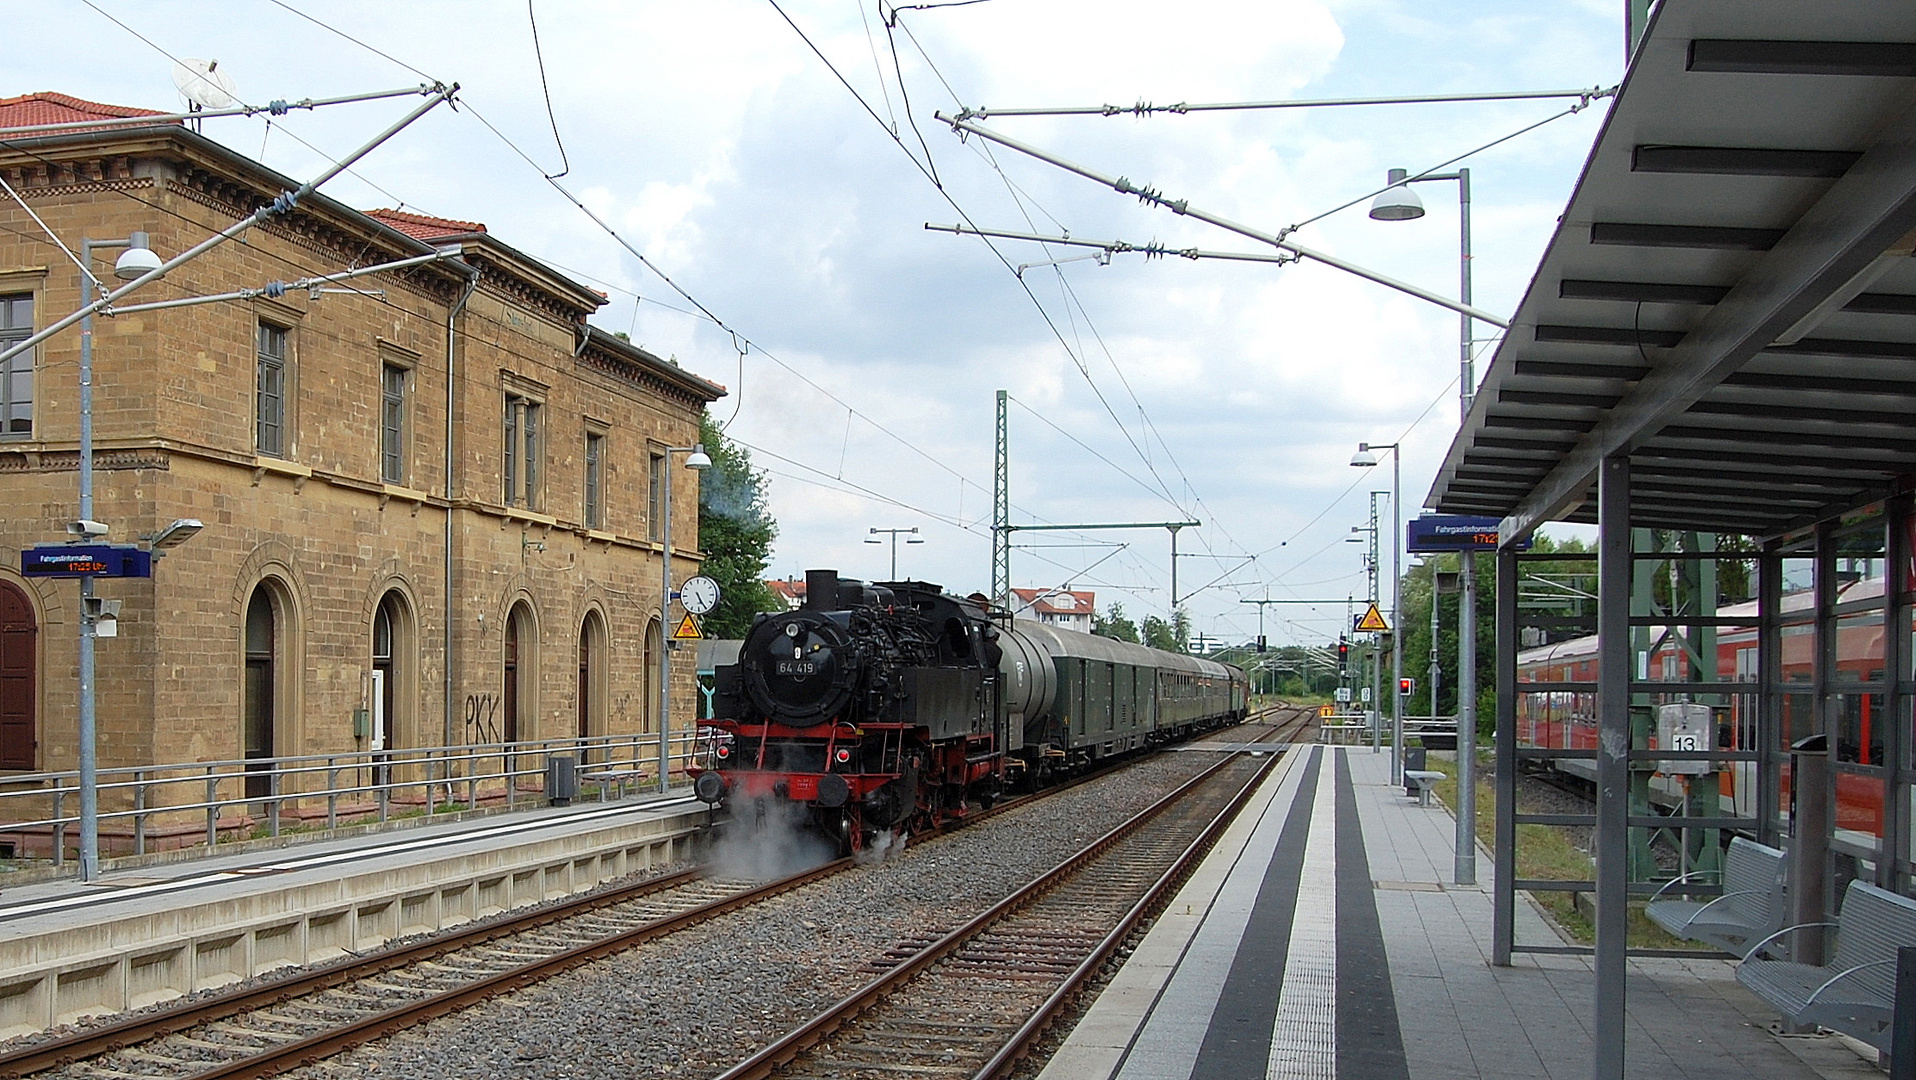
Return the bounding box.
[256,323,287,456]
[584,432,604,529]
[648,452,665,541]
[0,293,32,437]
[504,397,517,504]
[503,393,542,508]
[380,364,407,484]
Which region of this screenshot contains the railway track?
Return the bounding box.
[711,718,1297,1080]
[1,705,1310,1080]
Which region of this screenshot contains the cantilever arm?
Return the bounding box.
[1648,868,1722,904]
[1736,921,1839,967]
[1805,958,1897,1006]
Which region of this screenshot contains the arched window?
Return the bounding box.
[504,602,536,745]
[372,600,394,752]
[642,616,662,734]
[243,586,278,799]
[578,611,607,760]
[0,580,37,771]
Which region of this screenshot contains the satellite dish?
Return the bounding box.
[172,59,238,111]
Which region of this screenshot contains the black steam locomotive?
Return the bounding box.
[691,570,1246,851]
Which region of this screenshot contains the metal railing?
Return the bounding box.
[1315,713,1460,746]
[0,729,698,867]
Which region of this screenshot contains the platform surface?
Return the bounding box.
[1040,744,1880,1080]
[0,789,702,935]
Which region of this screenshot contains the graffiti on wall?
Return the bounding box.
[464,693,501,745]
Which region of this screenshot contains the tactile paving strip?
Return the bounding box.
[1267,753,1337,1079]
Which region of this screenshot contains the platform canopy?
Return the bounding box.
[1426,1,1916,542]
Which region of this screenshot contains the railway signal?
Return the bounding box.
[1400,677,1415,697]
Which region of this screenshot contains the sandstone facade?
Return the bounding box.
[0,94,725,809]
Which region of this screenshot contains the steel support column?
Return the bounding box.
[1456,552,1478,886]
[1758,543,1783,850]
[1493,544,1518,965]
[1593,455,1632,1080]
[992,389,1010,608]
[1882,498,1908,891]
[1788,523,1838,967]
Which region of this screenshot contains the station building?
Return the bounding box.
[0,92,724,838]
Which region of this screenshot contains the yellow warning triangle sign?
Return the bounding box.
[672,612,703,640]
[1355,603,1391,633]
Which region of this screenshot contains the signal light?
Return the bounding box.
[1400,677,1415,696]
[1256,635,1267,653]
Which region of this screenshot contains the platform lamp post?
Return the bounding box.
[1351,441,1401,782]
[656,443,712,794]
[1372,165,1486,883]
[67,232,163,881]
[866,526,923,580]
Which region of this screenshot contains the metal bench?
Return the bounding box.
[580,768,652,801]
[1645,836,1786,958]
[1735,878,1916,1052]
[1403,770,1445,808]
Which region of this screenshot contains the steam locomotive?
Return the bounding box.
[690,570,1247,850]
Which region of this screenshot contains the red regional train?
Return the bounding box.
[1517,576,1888,845]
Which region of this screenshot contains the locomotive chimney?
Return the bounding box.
[805,569,839,611]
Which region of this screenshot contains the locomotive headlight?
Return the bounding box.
[834,748,852,764]
[716,744,731,759]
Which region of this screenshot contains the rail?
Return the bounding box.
[0,729,701,866]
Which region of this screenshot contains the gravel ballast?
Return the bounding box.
[291,747,1251,1079]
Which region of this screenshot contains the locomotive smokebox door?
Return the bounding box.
[1656,703,1713,776]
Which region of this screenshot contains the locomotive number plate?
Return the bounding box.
[777,660,818,676]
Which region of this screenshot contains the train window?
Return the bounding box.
[1781,692,1816,749]
[1780,624,1814,683]
[1833,613,1887,685]
[1835,692,1886,766]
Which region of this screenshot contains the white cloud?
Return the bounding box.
[5,0,1621,645]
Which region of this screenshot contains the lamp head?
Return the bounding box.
[150,518,204,550]
[1368,169,1425,222]
[113,232,163,280]
[1350,443,1379,467]
[907,536,924,545]
[684,443,712,470]
[865,537,882,545]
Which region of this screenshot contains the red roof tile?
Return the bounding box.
[364,207,486,241]
[0,92,175,133]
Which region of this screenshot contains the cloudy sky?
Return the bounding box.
[11,0,1624,648]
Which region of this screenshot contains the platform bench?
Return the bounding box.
[1736,878,1916,1052]
[1403,770,1445,808]
[1646,836,1786,958]
[580,768,652,801]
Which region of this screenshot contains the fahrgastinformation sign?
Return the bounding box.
[1405,515,1533,553]
[22,543,152,578]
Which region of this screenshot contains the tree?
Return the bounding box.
[695,412,782,639]
[1141,608,1190,653]
[1092,603,1140,643]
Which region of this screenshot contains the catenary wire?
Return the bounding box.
[249,0,1197,598]
[524,0,571,180]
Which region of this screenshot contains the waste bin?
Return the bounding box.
[545,753,578,806]
[1403,738,1427,797]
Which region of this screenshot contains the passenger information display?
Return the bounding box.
[1405,515,1531,553]
[21,543,153,578]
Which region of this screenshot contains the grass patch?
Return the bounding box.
[1423,755,1686,949]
